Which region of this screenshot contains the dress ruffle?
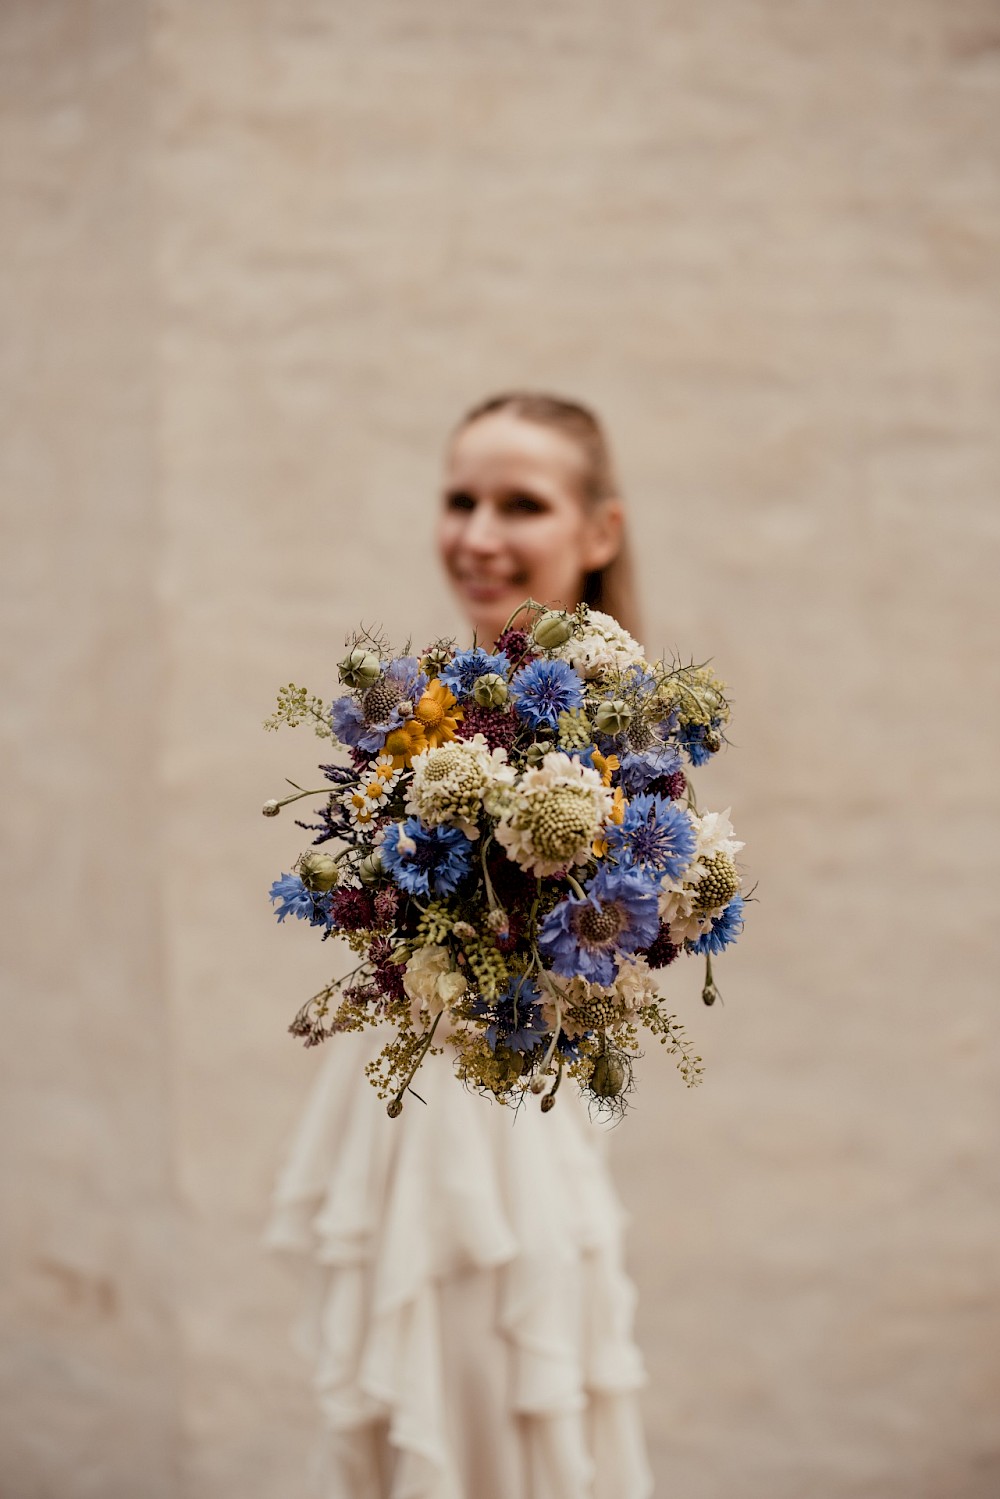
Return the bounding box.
[266,1029,653,1499]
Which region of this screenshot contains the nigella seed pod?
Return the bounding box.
[420,640,453,676]
[524,739,555,768]
[494,1046,528,1087]
[262,799,281,817]
[590,1053,627,1098]
[532,610,574,649]
[540,1093,556,1113]
[358,851,385,885]
[593,698,632,736]
[338,648,381,690]
[296,850,340,892]
[472,672,509,709]
[386,1098,403,1118]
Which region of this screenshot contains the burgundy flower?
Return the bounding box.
[641,922,679,970]
[328,886,376,931]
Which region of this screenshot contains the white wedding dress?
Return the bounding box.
[265,1024,653,1499]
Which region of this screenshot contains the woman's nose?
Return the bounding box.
[461,500,503,554]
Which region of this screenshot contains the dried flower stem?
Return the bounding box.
[388,1010,443,1115]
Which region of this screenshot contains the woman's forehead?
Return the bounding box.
[446,414,585,494]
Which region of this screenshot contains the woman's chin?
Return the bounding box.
[469,609,508,648]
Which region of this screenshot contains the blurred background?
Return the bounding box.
[2,1,999,1495]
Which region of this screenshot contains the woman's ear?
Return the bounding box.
[582,498,624,572]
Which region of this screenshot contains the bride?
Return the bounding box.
[266,391,654,1499]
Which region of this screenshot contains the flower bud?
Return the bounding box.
[358,851,384,885]
[540,1092,557,1113]
[472,672,509,708]
[703,729,722,754]
[262,799,281,817]
[593,698,632,736]
[296,850,340,892]
[590,1052,627,1098]
[338,648,381,690]
[386,1098,403,1118]
[532,611,574,650]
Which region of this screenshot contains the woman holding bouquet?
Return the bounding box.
[266,392,654,1499]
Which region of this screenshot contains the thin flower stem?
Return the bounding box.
[479,832,500,911]
[565,874,587,900]
[499,597,541,639]
[275,787,333,809]
[391,1010,443,1110]
[537,991,563,1078]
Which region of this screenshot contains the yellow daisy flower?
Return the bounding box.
[383,718,428,768]
[593,786,627,858]
[591,749,620,787]
[413,678,463,749]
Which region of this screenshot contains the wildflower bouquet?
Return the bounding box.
[263,602,747,1117]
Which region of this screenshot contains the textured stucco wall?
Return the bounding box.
[3,1,999,1496]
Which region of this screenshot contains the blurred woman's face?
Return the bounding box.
[438,412,621,646]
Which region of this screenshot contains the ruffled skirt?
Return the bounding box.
[265,1030,653,1499]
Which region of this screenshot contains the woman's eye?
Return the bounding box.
[445,491,476,511]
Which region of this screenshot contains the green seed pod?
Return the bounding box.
[525,740,555,768]
[338,647,381,690]
[297,849,340,892]
[532,610,574,649]
[590,1052,627,1098]
[493,1046,528,1088]
[420,640,453,676]
[472,672,509,709]
[593,698,632,736]
[358,850,384,885]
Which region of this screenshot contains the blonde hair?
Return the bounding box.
[453,391,643,642]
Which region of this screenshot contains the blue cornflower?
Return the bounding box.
[439,647,510,702]
[380,816,475,897]
[622,663,659,696]
[270,872,329,926]
[539,863,660,986]
[618,739,683,793]
[470,976,549,1053]
[509,657,585,730]
[606,793,696,880]
[688,895,745,955]
[331,656,428,753]
[678,722,716,767]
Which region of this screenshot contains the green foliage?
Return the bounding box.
[264,683,332,738]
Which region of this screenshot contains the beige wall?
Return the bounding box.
[3,1,999,1495]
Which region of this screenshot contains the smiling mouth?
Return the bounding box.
[457,570,528,588]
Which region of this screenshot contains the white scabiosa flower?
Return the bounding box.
[550,608,647,681]
[612,954,659,1018]
[494,750,612,877]
[692,806,744,863]
[659,805,744,939]
[406,733,514,839]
